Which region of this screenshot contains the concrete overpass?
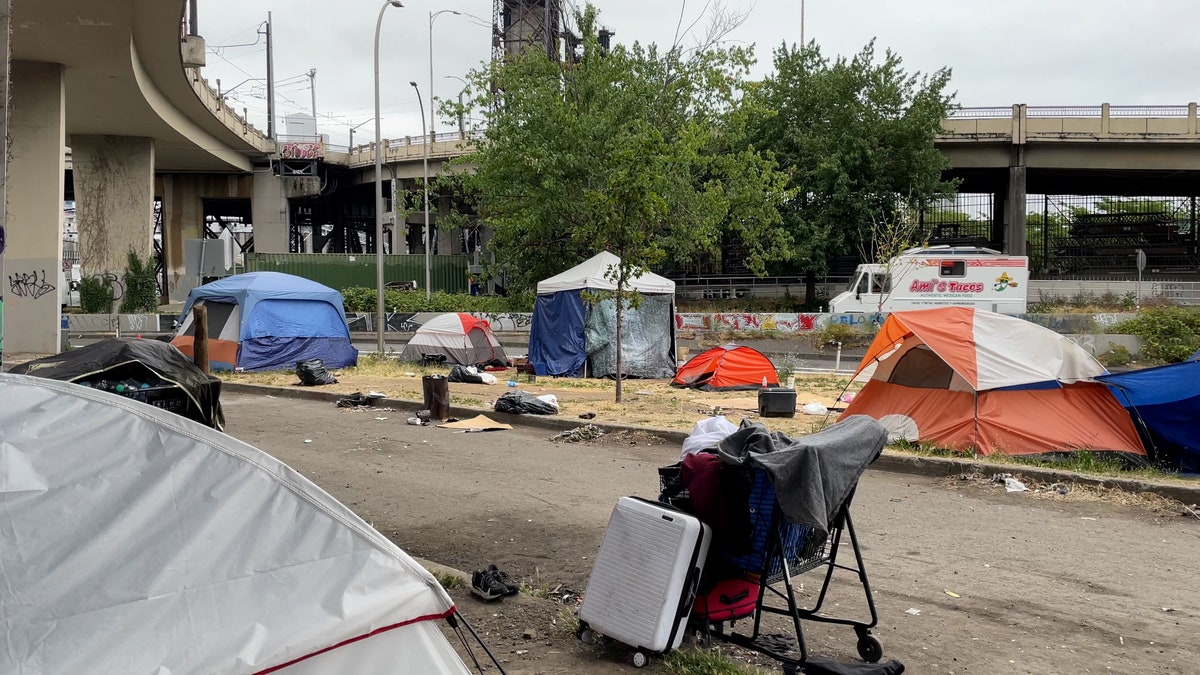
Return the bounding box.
[324,104,1200,264]
[3,0,284,355]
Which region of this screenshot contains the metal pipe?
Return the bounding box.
[265,13,275,139]
[188,0,198,36]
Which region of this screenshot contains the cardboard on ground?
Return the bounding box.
[437,415,513,431]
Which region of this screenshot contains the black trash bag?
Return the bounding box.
[494,390,558,415]
[297,359,337,386]
[447,365,484,384]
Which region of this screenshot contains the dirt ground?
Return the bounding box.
[223,393,1200,675]
[219,361,853,437]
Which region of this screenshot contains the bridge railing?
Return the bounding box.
[951,104,1196,119]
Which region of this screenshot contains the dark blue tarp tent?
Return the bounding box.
[529,252,676,378]
[173,272,357,372]
[1098,358,1200,472]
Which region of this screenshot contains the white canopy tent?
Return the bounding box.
[0,374,473,674]
[536,250,675,295]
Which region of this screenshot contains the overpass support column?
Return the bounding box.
[4,61,65,355]
[251,167,289,252]
[73,135,156,280]
[1005,152,1027,257]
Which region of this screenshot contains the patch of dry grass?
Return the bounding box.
[940,472,1197,517]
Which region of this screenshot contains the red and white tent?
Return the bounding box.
[839,307,1145,456]
[401,313,509,367]
[0,373,473,674]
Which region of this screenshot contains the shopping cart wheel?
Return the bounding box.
[856,633,883,663]
[632,650,650,668]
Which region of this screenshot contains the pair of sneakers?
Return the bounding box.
[471,564,520,602]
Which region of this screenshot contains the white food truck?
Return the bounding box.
[828,246,1029,314]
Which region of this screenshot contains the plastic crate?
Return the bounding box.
[720,469,814,581]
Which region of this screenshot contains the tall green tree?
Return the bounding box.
[745,40,957,302]
[451,4,791,400]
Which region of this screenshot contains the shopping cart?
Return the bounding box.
[689,467,881,674]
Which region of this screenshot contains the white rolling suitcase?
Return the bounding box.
[577,496,711,668]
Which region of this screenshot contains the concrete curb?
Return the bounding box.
[221,381,1200,506]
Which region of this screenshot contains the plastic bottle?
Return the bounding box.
[761,376,768,388]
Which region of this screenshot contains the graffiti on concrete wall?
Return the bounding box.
[474,313,533,331]
[8,269,55,300]
[279,141,324,160]
[675,313,833,334]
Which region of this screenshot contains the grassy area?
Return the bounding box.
[891,441,1177,481]
[662,647,773,675]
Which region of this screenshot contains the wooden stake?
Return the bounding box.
[192,303,209,374]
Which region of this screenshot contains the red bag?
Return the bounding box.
[692,576,759,622]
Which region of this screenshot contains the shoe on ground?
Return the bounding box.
[471,570,507,602]
[488,564,521,596]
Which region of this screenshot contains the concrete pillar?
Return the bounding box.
[5,61,65,355]
[158,174,205,301]
[1005,157,1028,257]
[251,166,289,252]
[73,135,155,278]
[436,194,456,255]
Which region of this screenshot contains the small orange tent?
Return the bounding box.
[671,345,778,391]
[839,307,1145,456]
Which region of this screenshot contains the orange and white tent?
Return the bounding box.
[839,307,1145,456]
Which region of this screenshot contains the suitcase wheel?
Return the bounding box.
[632,650,649,668]
[575,623,594,645]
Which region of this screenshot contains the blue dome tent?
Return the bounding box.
[173,272,357,371]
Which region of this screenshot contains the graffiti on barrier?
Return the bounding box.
[280,141,324,160]
[676,313,832,334]
[474,313,533,331]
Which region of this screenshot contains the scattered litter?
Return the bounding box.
[553,425,603,443]
[514,650,528,656]
[944,590,961,598]
[802,401,828,416]
[374,417,388,421]
[369,391,386,398]
[303,439,312,444]
[336,392,385,408]
[522,629,538,640]
[1119,636,1124,645]
[406,418,423,426]
[840,392,856,403]
[1184,504,1200,520]
[1080,517,1098,521]
[404,372,416,377]
[1004,477,1027,493]
[1162,607,1177,612]
[905,608,921,616]
[266,395,276,399]
[578,412,596,420]
[635,390,654,396]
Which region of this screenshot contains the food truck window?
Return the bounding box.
[939,260,966,277]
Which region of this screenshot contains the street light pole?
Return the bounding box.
[410,82,431,300]
[374,0,403,355]
[445,74,468,136]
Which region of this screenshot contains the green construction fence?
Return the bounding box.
[244,253,472,294]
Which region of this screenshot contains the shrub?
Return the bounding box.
[79,276,114,313]
[1098,344,1132,368]
[811,322,867,350]
[120,249,159,313]
[1115,307,1200,363]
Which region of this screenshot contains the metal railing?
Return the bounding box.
[951,104,1195,119]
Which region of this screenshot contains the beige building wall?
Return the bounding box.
[4,61,65,355]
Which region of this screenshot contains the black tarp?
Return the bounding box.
[10,338,225,429]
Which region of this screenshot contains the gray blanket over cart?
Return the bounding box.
[715,416,887,540]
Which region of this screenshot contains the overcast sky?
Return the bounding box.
[197,0,1200,147]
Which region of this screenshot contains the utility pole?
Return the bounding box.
[263,13,276,138]
[307,67,317,126]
